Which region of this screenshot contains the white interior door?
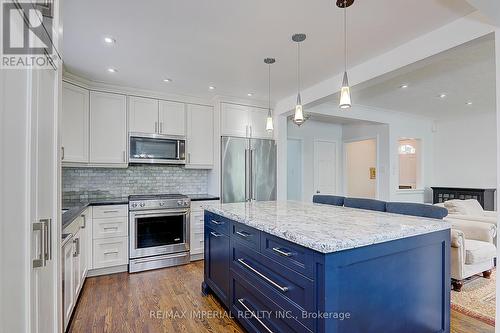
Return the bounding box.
[314,140,337,195]
[287,138,303,201]
[345,139,377,198]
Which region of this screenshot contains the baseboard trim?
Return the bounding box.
[190,253,204,261]
[87,264,128,277]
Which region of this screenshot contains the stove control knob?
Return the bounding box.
[184,201,189,207]
[139,202,145,208]
[159,201,165,207]
[131,203,137,208]
[177,200,183,206]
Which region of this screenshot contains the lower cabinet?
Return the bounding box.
[62,238,74,331]
[204,224,230,307]
[190,200,220,260]
[92,237,128,269]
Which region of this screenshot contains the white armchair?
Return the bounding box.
[436,200,497,291]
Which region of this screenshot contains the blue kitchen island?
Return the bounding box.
[202,201,451,333]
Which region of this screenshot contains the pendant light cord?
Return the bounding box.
[344,0,348,72]
[268,63,271,114]
[297,42,301,95]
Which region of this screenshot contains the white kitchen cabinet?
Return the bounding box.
[62,237,74,331]
[81,208,92,272]
[93,237,128,269]
[128,96,159,134]
[190,200,219,260]
[159,100,186,136]
[72,229,83,297]
[186,104,214,169]
[90,91,128,165]
[221,102,272,139]
[62,82,89,163]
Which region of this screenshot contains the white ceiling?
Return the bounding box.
[63,0,475,101]
[322,34,496,120]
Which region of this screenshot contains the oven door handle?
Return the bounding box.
[131,210,189,218]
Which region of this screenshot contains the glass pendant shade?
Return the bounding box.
[294,93,305,125]
[339,71,352,109]
[266,113,274,132]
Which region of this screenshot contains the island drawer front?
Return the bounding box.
[204,212,230,235]
[261,233,315,279]
[231,241,316,330]
[231,221,260,251]
[92,205,128,219]
[231,270,312,333]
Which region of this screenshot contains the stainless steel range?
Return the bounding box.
[128,194,190,273]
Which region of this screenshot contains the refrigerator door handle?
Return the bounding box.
[245,148,251,201]
[250,148,255,200]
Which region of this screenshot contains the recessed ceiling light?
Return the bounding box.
[104,37,116,44]
[466,101,473,105]
[163,78,172,83]
[247,93,253,97]
[439,93,447,99]
[400,84,408,89]
[208,86,216,90]
[107,68,117,73]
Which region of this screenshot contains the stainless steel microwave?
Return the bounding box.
[129,133,186,165]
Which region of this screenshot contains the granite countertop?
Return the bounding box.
[62,193,219,230]
[204,201,451,254]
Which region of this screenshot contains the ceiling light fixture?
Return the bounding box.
[163,78,172,83]
[338,0,354,109]
[439,93,447,99]
[247,93,253,97]
[466,101,473,105]
[292,33,307,126]
[107,68,117,73]
[264,57,276,132]
[208,86,216,90]
[104,37,116,44]
[400,84,409,89]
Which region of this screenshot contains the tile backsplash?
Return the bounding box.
[62,165,209,200]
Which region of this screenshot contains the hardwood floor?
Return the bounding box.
[69,261,494,333]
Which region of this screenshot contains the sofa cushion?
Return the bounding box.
[445,199,484,216]
[465,239,496,265]
[344,197,386,212]
[313,195,345,206]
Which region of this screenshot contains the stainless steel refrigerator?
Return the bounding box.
[221,136,277,203]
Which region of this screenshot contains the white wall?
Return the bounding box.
[434,111,497,188]
[287,120,343,202]
[345,139,377,198]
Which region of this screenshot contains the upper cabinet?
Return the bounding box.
[62,82,89,163]
[128,97,186,136]
[159,101,186,136]
[128,96,159,134]
[90,91,127,166]
[186,104,213,169]
[221,103,272,139]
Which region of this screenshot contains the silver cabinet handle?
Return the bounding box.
[103,226,118,231]
[43,218,52,261]
[237,298,274,333]
[61,146,65,160]
[176,140,180,159]
[32,222,46,268]
[210,231,222,237]
[187,153,191,164]
[272,247,293,257]
[73,237,80,257]
[236,231,250,238]
[155,121,158,133]
[160,122,163,133]
[103,210,119,213]
[211,219,223,225]
[249,125,253,138]
[250,148,255,200]
[104,250,118,255]
[81,214,86,229]
[237,258,289,292]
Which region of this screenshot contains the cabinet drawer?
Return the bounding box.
[231,221,260,251]
[93,237,128,269]
[92,205,128,219]
[231,270,311,333]
[93,216,128,239]
[261,233,315,279]
[204,212,229,235]
[232,241,315,330]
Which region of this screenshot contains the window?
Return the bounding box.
[398,139,421,190]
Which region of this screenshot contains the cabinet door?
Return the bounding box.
[248,106,273,139]
[82,208,93,271]
[128,96,159,134]
[90,91,127,165]
[221,103,250,137]
[79,217,88,281]
[62,82,89,162]
[62,240,74,331]
[190,210,205,256]
[159,100,185,136]
[205,227,230,306]
[186,104,213,168]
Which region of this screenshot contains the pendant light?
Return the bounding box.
[264,57,276,132]
[292,33,307,126]
[338,0,353,109]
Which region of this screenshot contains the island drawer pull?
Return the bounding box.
[236,231,250,238]
[211,219,223,225]
[210,231,222,237]
[272,247,293,257]
[237,298,274,333]
[237,258,289,293]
